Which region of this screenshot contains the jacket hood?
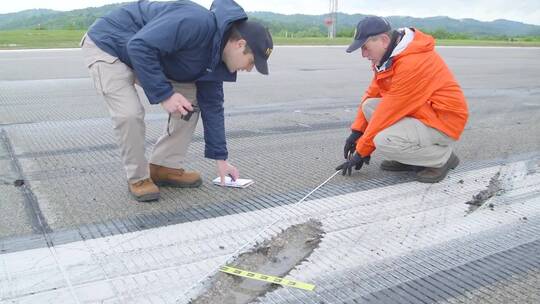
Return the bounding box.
[399,29,435,57]
[208,0,248,70]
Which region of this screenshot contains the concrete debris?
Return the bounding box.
[466,172,503,213]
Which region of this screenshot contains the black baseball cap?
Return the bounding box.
[236,21,273,75]
[346,16,391,53]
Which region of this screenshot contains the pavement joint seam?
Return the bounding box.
[0,128,53,239]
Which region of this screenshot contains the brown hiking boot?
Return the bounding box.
[129,178,160,202]
[380,160,424,172]
[150,163,202,188]
[416,153,460,183]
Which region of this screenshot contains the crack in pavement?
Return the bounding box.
[465,171,503,214]
[190,219,323,304]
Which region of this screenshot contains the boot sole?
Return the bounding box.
[155,179,203,188]
[416,155,460,183]
[380,164,423,172]
[131,192,160,202]
[380,162,424,172]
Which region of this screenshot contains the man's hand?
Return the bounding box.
[161,92,193,114]
[343,130,363,159]
[216,160,240,186]
[335,152,370,176]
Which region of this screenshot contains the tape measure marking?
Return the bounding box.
[219,265,315,291]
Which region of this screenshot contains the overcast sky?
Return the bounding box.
[1,0,539,25]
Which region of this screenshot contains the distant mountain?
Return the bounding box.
[249,12,540,37]
[385,16,540,36]
[0,9,59,29]
[1,4,539,37]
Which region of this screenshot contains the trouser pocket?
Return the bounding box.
[88,63,105,95]
[88,59,135,96]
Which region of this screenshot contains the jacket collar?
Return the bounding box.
[376,27,415,72]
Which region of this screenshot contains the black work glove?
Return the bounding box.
[335,152,371,176]
[343,130,363,159]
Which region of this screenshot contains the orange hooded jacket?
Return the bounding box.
[352,29,468,157]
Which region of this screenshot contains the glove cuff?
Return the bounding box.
[351,152,363,162]
[348,130,363,142]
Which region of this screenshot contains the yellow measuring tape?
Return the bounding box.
[220,265,315,291]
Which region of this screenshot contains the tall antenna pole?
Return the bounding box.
[333,0,338,38]
[327,0,338,39]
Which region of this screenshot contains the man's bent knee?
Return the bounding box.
[111,113,144,127]
[362,98,381,121]
[373,129,408,156]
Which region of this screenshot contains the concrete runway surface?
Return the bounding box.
[0,46,539,303]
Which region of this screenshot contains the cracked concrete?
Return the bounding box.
[190,219,324,304]
[466,171,503,213]
[525,159,539,176]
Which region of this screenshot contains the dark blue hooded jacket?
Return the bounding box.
[87,0,248,160]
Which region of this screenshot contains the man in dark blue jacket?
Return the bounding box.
[81,0,273,202]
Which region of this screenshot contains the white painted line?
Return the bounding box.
[1,46,539,53]
[0,160,538,303]
[0,48,81,53]
[436,45,540,49]
[274,45,540,49]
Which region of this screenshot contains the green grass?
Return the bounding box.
[274,37,540,47]
[1,30,539,49]
[436,39,540,47]
[0,30,86,49]
[273,36,352,45]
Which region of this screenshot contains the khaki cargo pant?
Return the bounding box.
[81,35,199,183]
[362,98,454,168]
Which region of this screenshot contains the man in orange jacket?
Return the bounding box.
[336,16,468,183]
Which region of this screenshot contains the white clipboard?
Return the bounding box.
[212,176,254,188]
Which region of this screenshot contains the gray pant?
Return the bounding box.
[362,98,454,168]
[81,35,199,183]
